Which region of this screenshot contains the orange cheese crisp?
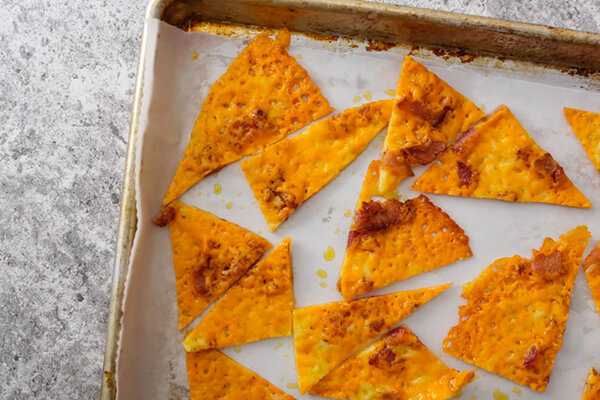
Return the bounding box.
[311,325,476,400]
[379,55,484,194]
[412,105,592,208]
[163,29,333,204]
[241,99,393,231]
[443,225,591,391]
[182,238,294,351]
[186,350,296,400]
[167,200,271,330]
[339,160,471,300]
[583,243,600,317]
[293,284,451,394]
[581,367,600,400]
[564,107,600,173]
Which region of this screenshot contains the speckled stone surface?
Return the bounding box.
[0,0,598,398]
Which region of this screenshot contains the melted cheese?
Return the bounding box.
[379,55,484,193]
[443,226,591,391]
[241,99,393,231]
[581,367,600,400]
[163,29,333,204]
[168,200,271,330]
[339,191,472,300]
[565,107,600,173]
[292,284,451,394]
[583,243,600,318]
[183,238,293,351]
[186,350,295,400]
[412,105,592,208]
[311,325,476,400]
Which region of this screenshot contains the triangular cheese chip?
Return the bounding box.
[163,29,333,205]
[379,55,484,194]
[444,225,591,391]
[166,200,271,330]
[412,105,592,208]
[293,284,451,394]
[183,238,294,351]
[565,107,600,173]
[584,243,600,317]
[339,161,471,300]
[186,350,296,400]
[241,99,393,231]
[581,367,600,400]
[311,325,476,400]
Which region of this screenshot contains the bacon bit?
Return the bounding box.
[431,106,451,128]
[396,98,452,127]
[456,161,473,186]
[452,127,478,153]
[353,200,413,235]
[381,152,414,177]
[191,268,209,295]
[368,346,396,368]
[346,230,361,248]
[585,248,600,274]
[533,153,566,184]
[407,141,447,165]
[523,346,538,369]
[369,318,385,332]
[532,252,565,276]
[152,206,176,227]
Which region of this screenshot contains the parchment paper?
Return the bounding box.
[116,18,600,400]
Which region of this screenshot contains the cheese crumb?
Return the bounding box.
[286,383,298,389]
[352,95,361,103]
[320,281,327,288]
[323,247,335,261]
[213,184,222,194]
[344,209,351,217]
[512,387,521,396]
[192,51,199,60]
[316,268,328,278]
[226,201,233,209]
[385,89,396,97]
[233,347,242,353]
[492,389,508,400]
[363,91,372,101]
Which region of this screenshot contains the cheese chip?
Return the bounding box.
[444,225,591,391]
[293,284,451,394]
[167,200,271,330]
[379,55,484,194]
[583,243,600,317]
[183,238,294,351]
[581,367,600,400]
[412,105,592,208]
[565,107,600,173]
[186,350,296,400]
[311,325,476,400]
[163,29,333,204]
[339,164,472,299]
[241,99,393,231]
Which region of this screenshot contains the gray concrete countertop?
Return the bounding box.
[0,1,598,398]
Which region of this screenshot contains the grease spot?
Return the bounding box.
[274,342,283,349]
[363,91,372,101]
[192,51,199,60]
[344,210,351,217]
[316,268,328,278]
[385,89,396,97]
[352,96,361,103]
[226,201,233,209]
[320,281,327,288]
[512,387,521,396]
[233,347,242,353]
[213,184,222,194]
[295,54,303,59]
[493,389,508,400]
[286,383,298,389]
[323,247,335,261]
[334,228,340,234]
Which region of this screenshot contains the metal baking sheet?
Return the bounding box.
[102,1,600,399]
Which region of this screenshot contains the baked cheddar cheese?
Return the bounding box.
[444,225,591,391]
[311,325,476,400]
[583,242,600,318]
[412,105,592,208]
[565,107,600,173]
[182,238,294,351]
[186,350,296,400]
[293,283,451,394]
[581,367,600,400]
[339,161,472,300]
[241,99,393,231]
[166,200,271,330]
[163,29,333,204]
[380,55,484,194]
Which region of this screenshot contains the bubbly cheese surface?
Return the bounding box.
[583,243,600,318]
[581,367,600,400]
[565,107,600,174]
[443,226,591,391]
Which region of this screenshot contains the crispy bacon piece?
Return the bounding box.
[531,251,565,276]
[347,200,413,248]
[152,206,176,227]
[452,127,478,154]
[407,141,447,165]
[456,161,473,186]
[523,346,538,369]
[192,268,209,295]
[368,346,396,368]
[533,153,566,184]
[396,98,452,128]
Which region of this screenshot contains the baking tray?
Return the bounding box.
[100,1,600,399]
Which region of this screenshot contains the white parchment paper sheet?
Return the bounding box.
[117,18,600,400]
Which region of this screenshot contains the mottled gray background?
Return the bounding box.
[0,0,598,398]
